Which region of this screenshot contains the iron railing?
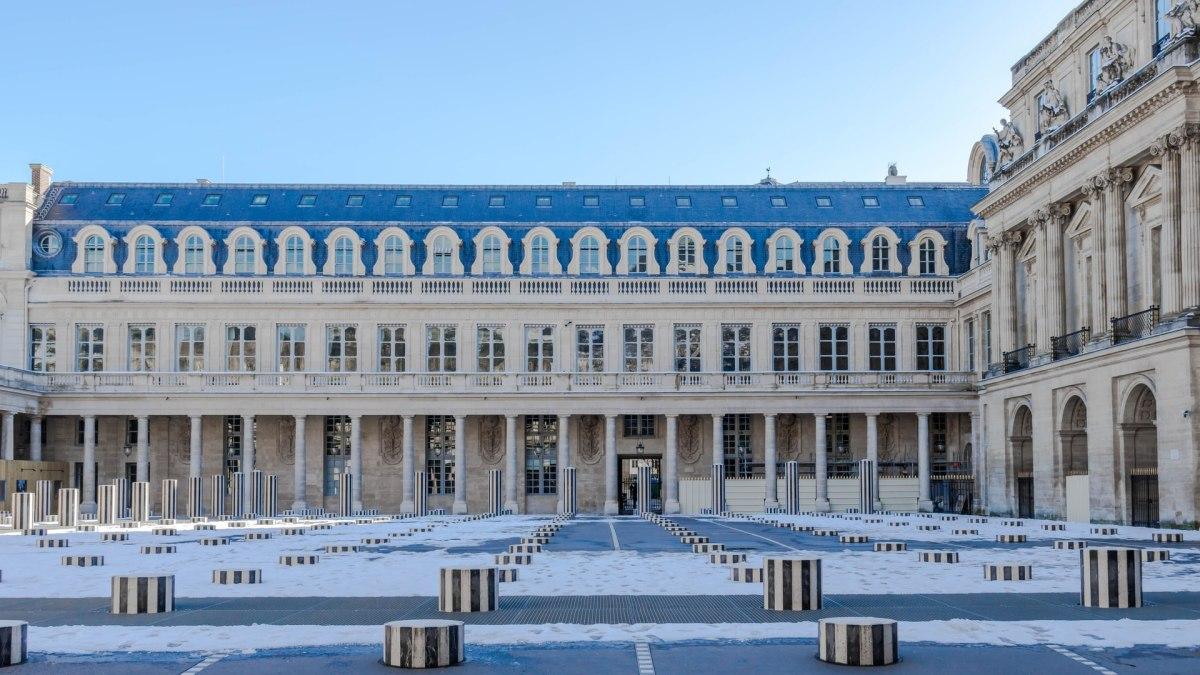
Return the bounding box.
[1050,327,1090,361]
[1001,344,1035,374]
[1112,306,1159,345]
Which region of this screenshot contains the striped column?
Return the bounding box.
[96,484,119,525]
[113,477,130,519]
[414,471,428,517]
[160,479,178,521]
[11,492,35,531]
[562,466,577,516]
[711,463,725,514]
[210,474,227,518]
[188,477,203,518]
[818,617,898,666]
[57,488,80,528]
[230,472,245,518]
[438,567,499,612]
[784,461,801,515]
[250,470,265,517]
[764,556,822,611]
[35,479,54,522]
[858,459,877,515]
[636,463,652,515]
[263,474,278,517]
[488,469,502,516]
[0,620,27,667]
[339,471,353,516]
[1081,547,1142,608]
[383,620,464,668]
[130,481,150,523]
[111,575,174,614]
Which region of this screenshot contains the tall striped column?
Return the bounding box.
[161,479,178,521]
[11,492,35,531]
[339,471,353,516]
[263,474,278,517]
[250,470,265,517]
[1081,547,1143,608]
[764,556,822,611]
[784,461,800,515]
[711,463,725,514]
[35,479,54,522]
[210,474,227,519]
[230,472,246,518]
[414,471,428,517]
[113,477,130,519]
[636,463,652,515]
[488,469,502,515]
[0,620,27,666]
[858,459,877,515]
[188,476,203,518]
[58,488,81,528]
[562,466,577,516]
[96,484,118,525]
[130,481,151,522]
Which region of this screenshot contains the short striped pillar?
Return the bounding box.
[984,563,1033,581]
[818,617,898,666]
[636,463,652,515]
[784,461,801,515]
[230,471,246,518]
[58,488,81,528]
[414,471,428,517]
[263,474,278,518]
[35,479,55,522]
[0,620,28,667]
[11,492,35,531]
[711,463,726,514]
[338,471,353,516]
[188,476,203,518]
[250,470,266,517]
[561,466,577,516]
[439,567,499,612]
[213,569,262,584]
[1081,547,1142,608]
[96,484,119,525]
[1152,532,1183,543]
[111,575,174,614]
[857,459,876,515]
[488,469,502,516]
[113,477,130,519]
[209,474,227,518]
[764,556,822,611]
[383,619,464,669]
[130,481,151,522]
[160,479,178,521]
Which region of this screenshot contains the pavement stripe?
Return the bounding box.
[698,518,800,551]
[1045,644,1118,675]
[634,641,655,675]
[608,520,622,551]
[180,652,228,674]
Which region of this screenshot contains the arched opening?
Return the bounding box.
[432,235,454,276]
[1060,396,1089,521]
[530,235,550,275]
[774,237,795,272]
[233,235,256,274]
[332,236,355,276]
[83,234,105,274]
[726,238,744,273]
[1010,405,1034,518]
[184,235,206,275]
[1121,384,1158,526]
[918,239,937,275]
[134,235,155,274]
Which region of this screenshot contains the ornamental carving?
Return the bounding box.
[380,416,403,466]
[578,416,604,465]
[480,416,504,464]
[677,415,702,464]
[278,417,295,463]
[993,118,1024,169]
[777,414,799,460]
[1038,79,1070,132]
[1167,1,1200,36]
[171,417,189,463]
[1095,37,1132,91]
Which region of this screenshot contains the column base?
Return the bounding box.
[873,500,883,511]
[352,500,363,514]
[815,499,831,512]
[81,501,97,516]
[918,499,934,512]
[291,501,307,511]
[603,499,618,515]
[503,500,519,515]
[664,499,680,514]
[452,501,468,515]
[399,500,415,514]
[763,499,780,511]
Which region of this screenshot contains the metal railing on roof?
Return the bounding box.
[1112,306,1159,346]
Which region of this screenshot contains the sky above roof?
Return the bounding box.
[1,0,1077,186]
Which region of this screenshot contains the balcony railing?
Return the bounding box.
[1000,344,1035,374]
[1050,327,1090,361]
[1112,306,1159,346]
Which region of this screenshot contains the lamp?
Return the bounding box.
[122,445,132,458]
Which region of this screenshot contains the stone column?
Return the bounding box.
[555,414,569,514]
[453,415,467,514]
[30,416,43,462]
[1180,125,1200,309]
[135,416,149,483]
[188,415,202,479]
[865,413,881,509]
[1043,204,1069,342]
[292,415,307,510]
[664,414,680,514]
[1154,131,1183,314]
[603,414,618,514]
[242,414,255,475]
[400,415,415,513]
[814,413,830,512]
[763,413,778,510]
[969,411,981,513]
[1,410,13,461]
[917,412,932,512]
[82,415,97,514]
[1104,167,1134,320]
[503,414,518,513]
[1083,175,1109,333]
[711,414,723,466]
[350,414,363,512]
[1034,215,1050,353]
[992,233,1021,354]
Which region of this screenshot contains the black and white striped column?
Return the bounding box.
[439,567,499,612]
[96,484,118,525]
[784,461,801,515]
[113,477,130,519]
[0,620,27,667]
[111,575,175,614]
[857,459,876,515]
[210,474,227,519]
[250,470,265,517]
[11,492,35,531]
[160,479,178,521]
[818,617,897,666]
[383,619,464,668]
[1081,547,1142,608]
[561,466,577,516]
[188,476,203,518]
[339,471,353,516]
[711,463,726,514]
[35,479,54,523]
[231,471,246,518]
[764,556,822,611]
[414,471,428,517]
[213,569,262,584]
[58,488,80,528]
[636,463,652,515]
[264,474,278,518]
[984,563,1033,580]
[488,469,502,516]
[130,481,150,522]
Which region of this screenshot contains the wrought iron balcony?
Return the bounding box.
[1112,306,1159,346]
[1050,327,1090,361]
[1000,344,1035,374]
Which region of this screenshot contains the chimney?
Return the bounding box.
[29,163,53,201]
[561,181,576,187]
[196,178,211,185]
[884,162,907,185]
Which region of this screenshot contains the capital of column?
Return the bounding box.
[605,413,618,421]
[763,413,777,420]
[1081,172,1108,199]
[664,413,678,420]
[190,414,203,422]
[293,414,306,422]
[1105,166,1134,191]
[916,411,931,420]
[505,414,518,421]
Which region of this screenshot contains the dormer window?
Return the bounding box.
[489,196,505,207]
[629,196,645,207]
[155,193,173,206]
[59,194,78,205]
[583,195,599,208]
[202,194,222,206]
[346,195,364,207]
[442,195,459,208]
[394,195,411,207]
[675,196,691,208]
[862,196,879,207]
[106,193,125,206]
[721,196,737,207]
[907,196,924,207]
[251,194,269,206]
[770,196,787,208]
[536,196,552,207]
[298,194,317,207]
[815,196,832,208]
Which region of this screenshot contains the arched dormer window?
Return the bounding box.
[284,235,305,275]
[715,228,755,274]
[519,227,561,275]
[433,235,454,275]
[918,239,936,275]
[233,235,256,274]
[666,228,708,275]
[274,226,315,276]
[726,238,744,273]
[530,235,551,275]
[580,235,601,274]
[814,229,852,275]
[382,235,405,275]
[133,235,155,274]
[333,236,355,276]
[84,235,105,274]
[370,227,414,277]
[765,229,804,274]
[120,226,166,275]
[859,227,900,274]
[905,229,949,276]
[221,227,266,276]
[481,234,504,275]
[321,228,364,276]
[568,227,612,275]
[184,235,205,275]
[822,238,841,274]
[616,228,658,275]
[72,226,117,274]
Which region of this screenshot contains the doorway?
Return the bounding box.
[619,456,661,515]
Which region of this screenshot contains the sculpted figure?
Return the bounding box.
[993,118,1024,168]
[1095,37,1132,90]
[1038,79,1069,132]
[1167,0,1200,36]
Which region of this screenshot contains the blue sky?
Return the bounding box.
[2,1,1078,185]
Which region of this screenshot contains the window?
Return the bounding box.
[770,196,787,208]
[826,413,850,455]
[871,235,890,272]
[579,235,601,274]
[623,415,656,438]
[284,235,305,275]
[481,235,504,275]
[83,235,105,273]
[60,194,79,205]
[815,196,832,208]
[918,239,937,275]
[298,194,317,207]
[175,324,205,372]
[931,413,948,458]
[154,193,173,206]
[30,325,56,372]
[525,325,554,372]
[576,325,604,372]
[277,324,306,372]
[35,231,62,257]
[862,196,879,207]
[326,324,358,372]
[774,237,795,272]
[488,195,505,207]
[583,195,599,208]
[426,416,456,495]
[676,236,696,273]
[772,324,801,372]
[822,238,841,274]
[725,238,744,273]
[1088,46,1102,94]
[378,324,406,372]
[868,324,896,372]
[622,324,654,372]
[441,195,459,207]
[673,324,701,372]
[426,324,457,372]
[722,413,752,478]
[394,195,411,207]
[1157,0,1173,43]
[627,236,648,273]
[323,415,350,497]
[126,417,139,447]
[536,196,552,207]
[202,194,221,206]
[382,235,404,276]
[529,235,550,275]
[476,325,505,372]
[721,323,751,372]
[184,235,205,275]
[233,235,255,274]
[106,193,125,206]
[916,324,946,371]
[128,325,157,372]
[345,195,364,207]
[721,196,738,207]
[525,415,558,494]
[1036,90,1049,133]
[675,196,691,208]
[251,194,268,206]
[332,236,355,276]
[629,196,645,207]
[907,196,924,207]
[432,236,454,275]
[76,419,85,445]
[966,319,977,372]
[224,415,244,479]
[134,235,155,274]
[226,325,256,371]
[982,311,992,365]
[819,324,849,371]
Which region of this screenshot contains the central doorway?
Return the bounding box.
[619,456,661,515]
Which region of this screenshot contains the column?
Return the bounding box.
[1156,133,1182,314]
[453,414,467,514]
[1,411,14,461]
[135,416,149,483]
[865,413,881,509]
[82,415,97,514]
[30,416,43,462]
[1043,204,1068,343]
[1035,214,1050,353]
[711,413,723,466]
[969,411,981,513]
[350,414,363,512]
[813,413,829,512]
[663,414,680,514]
[292,415,307,510]
[1083,176,1109,334]
[1104,167,1133,320]
[917,412,932,512]
[188,415,203,479]
[603,414,618,514]
[763,413,778,510]
[400,415,415,513]
[555,414,570,514]
[242,414,255,474]
[503,414,518,513]
[1180,126,1200,309]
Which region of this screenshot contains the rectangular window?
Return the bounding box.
[60,193,78,205]
[1088,46,1101,94]
[476,325,505,372]
[815,196,832,208]
[629,196,645,207]
[223,415,243,479]
[623,414,656,438]
[426,324,458,372]
[675,196,691,208]
[277,324,306,372]
[721,324,751,372]
[1157,0,1173,43]
[251,194,268,206]
[441,195,459,207]
[576,325,604,372]
[202,194,221,206]
[125,417,139,447]
[378,324,406,372]
[76,419,85,445]
[75,324,104,372]
[868,323,896,372]
[525,325,554,372]
[326,324,358,372]
[583,195,599,208]
[394,195,411,207]
[982,312,992,366]
[30,324,56,372]
[826,413,850,455]
[525,415,558,494]
[966,319,977,372]
[175,324,206,372]
[770,196,787,208]
[722,413,752,478]
[535,196,552,207]
[916,324,946,371]
[298,194,317,207]
[819,324,849,372]
[106,193,125,206]
[622,324,654,372]
[932,413,948,459]
[323,415,350,497]
[226,325,257,372]
[772,323,801,372]
[721,196,737,207]
[128,324,157,372]
[673,324,701,373]
[426,416,456,495]
[488,195,505,207]
[345,195,364,207]
[907,196,924,207]
[862,196,879,207]
[155,193,173,206]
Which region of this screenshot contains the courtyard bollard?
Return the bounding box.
[10,493,35,531]
[0,620,28,667]
[36,538,69,548]
[1091,527,1118,535]
[210,474,227,518]
[508,544,541,554]
[873,542,907,552]
[561,466,577,516]
[1081,547,1142,608]
[693,543,724,553]
[62,555,104,567]
[1055,540,1087,550]
[996,534,1027,543]
[1152,532,1182,543]
[984,563,1033,580]
[439,567,499,612]
[818,617,898,666]
[161,479,178,521]
[764,556,821,611]
[918,551,959,563]
[414,471,428,517]
[952,529,979,535]
[113,478,130,519]
[279,555,319,566]
[839,534,869,544]
[338,471,353,517]
[498,568,519,582]
[264,474,278,518]
[111,575,174,614]
[35,480,54,523]
[488,469,502,516]
[213,569,262,584]
[130,481,150,523]
[383,619,464,669]
[730,565,764,582]
[494,553,531,565]
[231,472,246,519]
[1142,549,1171,562]
[57,487,81,528]
[711,463,726,514]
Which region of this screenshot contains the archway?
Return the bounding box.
[1059,396,1088,521]
[1121,384,1158,527]
[1010,405,1034,518]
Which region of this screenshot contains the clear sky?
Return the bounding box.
[2,0,1079,186]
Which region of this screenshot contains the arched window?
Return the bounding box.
[579,235,600,275]
[919,239,937,275]
[677,235,696,273]
[432,235,454,275]
[83,235,105,274]
[726,238,744,273]
[184,235,205,275]
[481,234,503,275]
[774,237,794,272]
[872,235,890,272]
[333,236,354,276]
[284,235,305,275]
[134,235,155,274]
[530,235,550,275]
[627,235,648,273]
[233,235,255,274]
[382,235,404,276]
[823,238,841,274]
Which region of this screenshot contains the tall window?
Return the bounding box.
[721,323,751,372]
[525,325,554,372]
[918,239,937,275]
[184,235,205,275]
[277,324,306,372]
[772,324,801,372]
[673,324,701,372]
[822,238,841,274]
[819,324,849,371]
[623,414,656,437]
[1157,0,1173,44]
[134,235,155,274]
[83,235,105,273]
[576,325,604,372]
[868,324,896,372]
[872,236,889,272]
[432,236,454,275]
[426,416,455,495]
[76,325,105,372]
[226,325,256,371]
[284,235,305,275]
[931,413,948,459]
[476,325,505,372]
[774,237,794,272]
[426,324,458,372]
[623,324,654,372]
[325,324,358,371]
[176,324,205,372]
[333,236,354,276]
[128,324,157,372]
[224,415,244,480]
[677,236,696,273]
[382,235,404,276]
[627,236,648,273]
[524,415,558,494]
[826,413,850,455]
[233,235,255,274]
[1088,46,1102,95]
[323,415,350,497]
[481,234,503,275]
[725,238,744,273]
[916,324,946,371]
[530,235,550,275]
[579,235,601,274]
[982,311,992,365]
[378,325,406,372]
[30,325,56,372]
[722,413,752,478]
[966,319,977,372]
